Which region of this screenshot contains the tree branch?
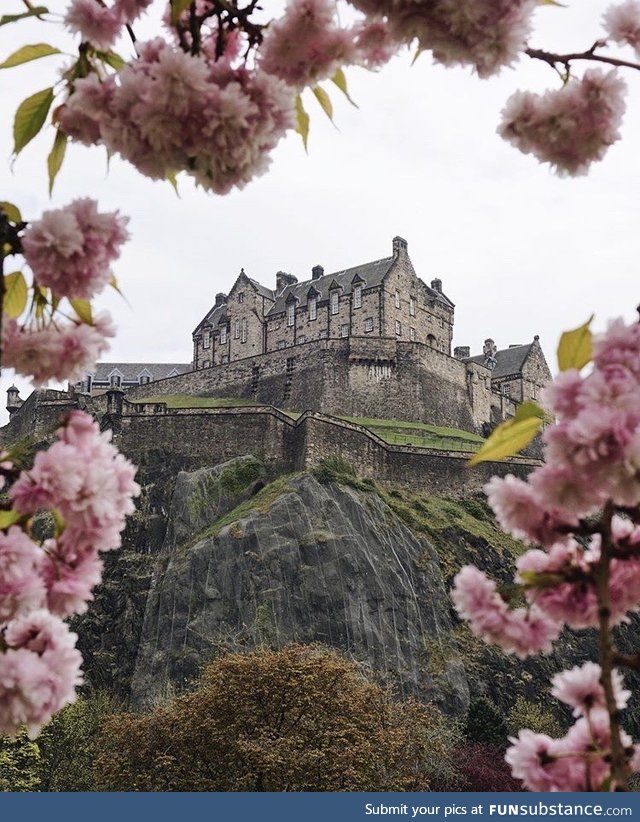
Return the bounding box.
[526,47,640,73]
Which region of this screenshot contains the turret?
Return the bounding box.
[6,385,23,418]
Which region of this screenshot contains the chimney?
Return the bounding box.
[392,236,408,257]
[276,271,298,292]
[312,265,324,280]
[214,292,227,307]
[431,278,442,293]
[454,346,470,360]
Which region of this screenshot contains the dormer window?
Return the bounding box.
[309,296,317,321]
[330,291,339,315]
[139,374,151,385]
[287,303,295,327]
[203,330,211,349]
[110,374,122,388]
[220,326,227,345]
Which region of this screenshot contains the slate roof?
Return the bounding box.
[194,302,227,334]
[248,277,275,301]
[268,257,395,315]
[467,343,534,378]
[89,363,192,382]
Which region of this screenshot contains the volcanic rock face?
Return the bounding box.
[131,469,469,713]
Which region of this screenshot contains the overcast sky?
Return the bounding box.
[1,0,639,424]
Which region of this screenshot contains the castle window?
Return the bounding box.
[203,330,211,349]
[241,318,247,343]
[353,284,362,309]
[395,320,401,336]
[410,296,416,316]
[395,291,400,309]
[341,324,349,338]
[427,334,437,348]
[319,329,328,339]
[410,327,416,342]
[277,340,287,350]
[221,354,229,364]
[309,296,317,320]
[503,383,511,397]
[298,335,306,344]
[287,303,295,327]
[201,360,210,369]
[234,319,240,339]
[220,326,227,345]
[238,293,244,303]
[364,317,373,333]
[330,291,339,315]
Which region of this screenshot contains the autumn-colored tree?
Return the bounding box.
[95,644,457,792]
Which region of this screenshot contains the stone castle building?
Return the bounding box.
[8,236,551,437]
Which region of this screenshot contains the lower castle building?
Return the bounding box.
[8,236,551,436]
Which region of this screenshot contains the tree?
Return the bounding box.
[94,644,457,791]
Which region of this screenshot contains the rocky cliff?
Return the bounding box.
[71,449,640,736]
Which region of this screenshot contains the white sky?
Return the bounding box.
[1,0,639,424]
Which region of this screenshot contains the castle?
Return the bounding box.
[6,236,551,437]
[1,236,551,494]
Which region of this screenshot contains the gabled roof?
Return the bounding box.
[467,343,534,378]
[268,256,395,315]
[193,302,226,335]
[426,285,454,309]
[248,277,275,301]
[89,363,191,382]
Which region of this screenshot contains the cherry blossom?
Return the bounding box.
[604,0,640,57]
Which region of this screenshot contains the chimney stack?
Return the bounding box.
[312,265,324,280]
[214,292,227,307]
[392,236,408,256]
[276,271,298,292]
[431,278,442,293]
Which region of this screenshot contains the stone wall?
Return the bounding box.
[0,389,82,446]
[125,337,494,432]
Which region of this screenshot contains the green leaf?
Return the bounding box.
[538,0,566,6]
[411,47,423,66]
[51,508,65,538]
[70,298,93,324]
[557,315,593,372]
[513,399,545,422]
[295,94,310,152]
[0,7,48,26]
[47,129,67,194]
[13,86,54,155]
[98,50,125,71]
[312,85,334,122]
[167,170,181,196]
[0,201,22,223]
[33,284,48,319]
[330,68,357,107]
[170,0,192,24]
[3,271,28,319]
[0,510,21,529]
[467,415,543,467]
[0,43,61,69]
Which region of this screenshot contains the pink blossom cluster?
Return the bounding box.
[0,412,139,737]
[65,0,153,50]
[58,38,295,194]
[2,311,115,387]
[259,0,397,88]
[451,565,561,657]
[346,0,537,78]
[506,663,637,791]
[498,69,627,176]
[22,198,129,300]
[604,0,640,58]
